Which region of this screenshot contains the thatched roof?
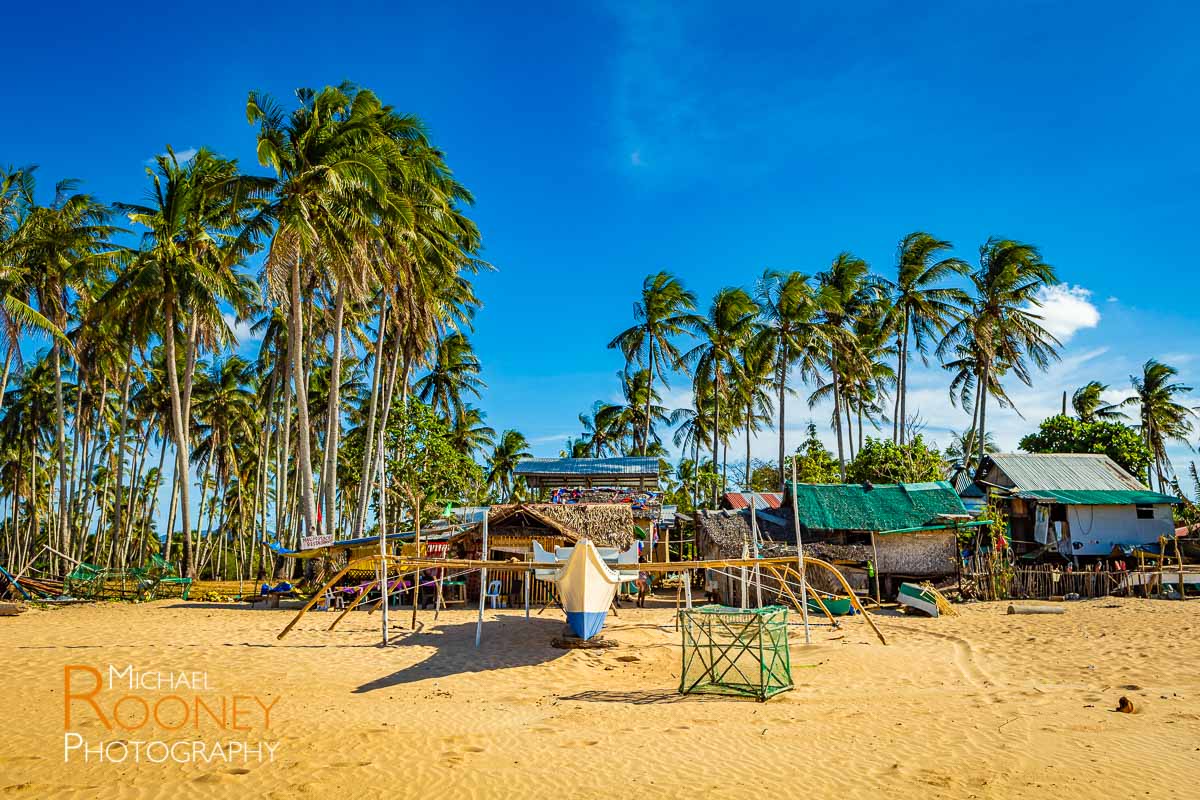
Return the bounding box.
[451,503,635,549]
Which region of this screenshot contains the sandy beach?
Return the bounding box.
[2,597,1198,800]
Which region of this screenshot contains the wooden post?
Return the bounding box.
[475,510,489,647]
[750,501,763,609]
[378,427,389,646]
[524,567,531,620]
[790,456,811,644]
[411,492,421,629]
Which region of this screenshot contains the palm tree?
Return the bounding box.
[942,238,1059,470]
[1123,360,1196,490]
[450,405,495,460]
[881,232,969,444]
[755,270,823,489]
[731,336,775,489]
[487,429,531,501]
[814,253,879,480]
[1072,381,1125,422]
[115,148,263,574]
[14,177,122,568]
[414,332,484,421]
[608,271,700,455]
[943,428,997,474]
[683,288,759,505]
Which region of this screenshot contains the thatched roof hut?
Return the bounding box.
[448,503,635,554]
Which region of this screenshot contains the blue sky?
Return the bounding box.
[8,1,1200,477]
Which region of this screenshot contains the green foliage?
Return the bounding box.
[844,435,944,484]
[747,461,781,492]
[1017,414,1153,479]
[342,401,484,524]
[792,423,841,483]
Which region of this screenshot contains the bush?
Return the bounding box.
[845,435,944,484]
[1017,415,1153,479]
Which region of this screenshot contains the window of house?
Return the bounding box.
[1135,504,1154,520]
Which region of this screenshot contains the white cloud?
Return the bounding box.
[629,150,643,167]
[1106,296,1119,303]
[1026,284,1100,342]
[222,313,260,348]
[145,146,198,166]
[529,432,574,446]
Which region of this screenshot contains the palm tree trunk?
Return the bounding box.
[0,346,12,412]
[898,316,909,444]
[112,342,134,545]
[643,346,655,456]
[51,342,69,575]
[711,358,721,508]
[831,352,846,482]
[976,364,990,471]
[322,283,347,540]
[892,331,902,443]
[354,300,387,537]
[744,404,752,492]
[289,256,318,539]
[162,304,194,576]
[777,342,787,491]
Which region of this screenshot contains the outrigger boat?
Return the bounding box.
[533,539,639,640]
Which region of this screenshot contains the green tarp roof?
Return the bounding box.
[786,481,968,533]
[1016,489,1181,506]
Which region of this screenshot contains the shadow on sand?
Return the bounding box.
[352,614,571,694]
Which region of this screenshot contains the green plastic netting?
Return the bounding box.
[679,604,792,701]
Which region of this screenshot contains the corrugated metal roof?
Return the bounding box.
[1016,489,1181,506]
[514,457,658,476]
[722,492,783,510]
[786,481,968,533]
[983,453,1147,492]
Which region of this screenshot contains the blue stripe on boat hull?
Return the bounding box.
[565,610,608,640]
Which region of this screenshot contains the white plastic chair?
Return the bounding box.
[485,579,505,608]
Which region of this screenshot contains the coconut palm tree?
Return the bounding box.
[1071,381,1125,422]
[487,429,531,501]
[880,232,969,444]
[683,288,758,504]
[942,238,1059,469]
[943,428,997,474]
[608,271,700,455]
[1123,360,1196,490]
[116,148,264,574]
[813,253,880,480]
[13,177,122,568]
[731,336,775,489]
[450,405,495,460]
[414,332,484,421]
[755,270,824,489]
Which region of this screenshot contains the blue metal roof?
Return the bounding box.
[514,457,659,476]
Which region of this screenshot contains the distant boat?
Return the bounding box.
[897,582,939,617]
[533,538,631,640]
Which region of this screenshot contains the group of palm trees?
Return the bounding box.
[0,83,523,581]
[577,237,1197,505]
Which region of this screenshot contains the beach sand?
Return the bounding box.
[2,595,1198,799]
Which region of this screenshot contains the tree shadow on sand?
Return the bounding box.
[352,614,571,694]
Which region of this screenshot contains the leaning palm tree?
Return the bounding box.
[682,288,759,505]
[608,271,700,455]
[755,270,824,489]
[880,232,969,444]
[942,238,1060,469]
[1123,360,1196,490]
[487,429,531,501]
[1072,381,1125,422]
[731,335,775,489]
